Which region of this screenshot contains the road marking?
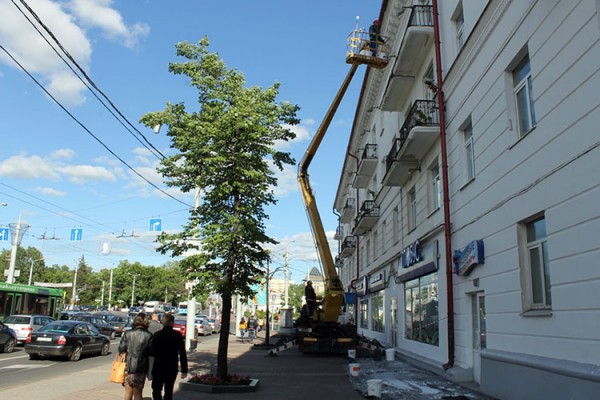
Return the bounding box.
[0,354,29,361]
[0,363,55,369]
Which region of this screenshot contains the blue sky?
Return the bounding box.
[0,0,380,283]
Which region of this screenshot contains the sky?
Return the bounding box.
[0,0,381,283]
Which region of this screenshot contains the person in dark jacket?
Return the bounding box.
[369,19,385,56]
[149,313,188,400]
[118,312,153,400]
[305,280,317,321]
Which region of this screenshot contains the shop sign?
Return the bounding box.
[401,240,422,268]
[369,271,385,293]
[453,239,485,276]
[356,276,368,296]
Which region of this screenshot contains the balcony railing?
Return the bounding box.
[334,224,344,240]
[354,144,378,188]
[340,236,357,258]
[340,197,356,224]
[385,100,439,172]
[352,200,380,236]
[408,5,434,27]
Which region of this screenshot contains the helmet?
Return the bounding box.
[374,19,380,24]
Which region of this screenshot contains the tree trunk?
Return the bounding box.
[216,289,232,380]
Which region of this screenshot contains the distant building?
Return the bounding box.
[303,266,325,296]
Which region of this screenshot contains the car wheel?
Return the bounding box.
[110,331,116,340]
[29,353,40,360]
[3,338,15,353]
[70,345,82,361]
[100,342,110,356]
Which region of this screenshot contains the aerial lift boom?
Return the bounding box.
[295,28,389,352]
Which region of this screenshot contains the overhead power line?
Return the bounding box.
[0,43,191,208]
[12,0,168,160]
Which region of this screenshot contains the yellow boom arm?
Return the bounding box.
[298,63,359,323]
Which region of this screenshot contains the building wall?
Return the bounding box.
[334,0,600,398]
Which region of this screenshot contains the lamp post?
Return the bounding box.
[128,273,139,308]
[28,257,44,286]
[7,215,30,284]
[264,260,284,346]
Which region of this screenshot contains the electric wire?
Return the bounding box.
[0,44,192,208]
[12,0,167,161]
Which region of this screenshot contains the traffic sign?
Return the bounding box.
[0,228,8,240]
[149,218,162,232]
[70,228,83,241]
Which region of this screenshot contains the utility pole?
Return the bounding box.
[284,248,289,307]
[130,273,138,308]
[72,262,79,308]
[108,269,113,310]
[101,280,105,307]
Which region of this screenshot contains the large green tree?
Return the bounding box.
[141,38,298,380]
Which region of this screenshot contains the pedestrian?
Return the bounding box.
[247,315,258,343]
[118,312,153,400]
[149,313,188,400]
[305,280,317,321]
[369,19,385,56]
[239,317,248,343]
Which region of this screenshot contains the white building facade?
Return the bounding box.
[333,1,600,399]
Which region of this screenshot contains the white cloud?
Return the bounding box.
[0,154,61,180]
[50,148,76,160]
[35,186,66,196]
[274,123,312,150]
[0,0,148,105]
[58,164,116,183]
[272,162,297,197]
[0,153,115,183]
[66,0,149,49]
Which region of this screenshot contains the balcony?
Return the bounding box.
[340,236,357,258]
[334,255,344,269]
[353,144,377,188]
[334,224,344,241]
[352,200,380,236]
[340,197,355,224]
[381,6,434,111]
[382,100,439,187]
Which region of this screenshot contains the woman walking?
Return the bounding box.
[118,312,153,400]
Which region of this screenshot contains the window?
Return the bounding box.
[513,54,536,137]
[405,273,438,345]
[519,214,552,312]
[429,161,441,212]
[359,299,369,329]
[373,229,379,259]
[371,292,384,332]
[463,122,475,181]
[453,2,465,50]
[408,187,417,231]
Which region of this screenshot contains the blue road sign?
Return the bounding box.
[70,228,83,241]
[149,218,162,232]
[0,228,8,241]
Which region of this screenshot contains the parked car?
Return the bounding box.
[173,318,197,338]
[127,306,141,317]
[194,318,212,336]
[68,314,116,340]
[94,312,127,337]
[0,321,17,353]
[206,318,221,334]
[4,315,55,344]
[25,320,110,361]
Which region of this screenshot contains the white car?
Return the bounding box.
[194,318,212,336]
[4,315,55,344]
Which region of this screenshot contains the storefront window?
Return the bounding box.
[404,273,439,345]
[371,292,384,332]
[359,299,369,329]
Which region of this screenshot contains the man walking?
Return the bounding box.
[149,313,188,400]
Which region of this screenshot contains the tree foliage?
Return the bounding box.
[140,37,298,379]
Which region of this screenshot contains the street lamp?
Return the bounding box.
[28,257,44,286]
[264,260,284,346]
[128,273,139,308]
[7,215,30,284]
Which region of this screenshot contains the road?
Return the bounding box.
[0,327,219,398]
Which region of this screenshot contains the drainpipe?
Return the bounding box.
[347,151,361,326]
[432,0,455,370]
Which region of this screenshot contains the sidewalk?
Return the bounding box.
[2,331,494,399]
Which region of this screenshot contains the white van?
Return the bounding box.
[143,301,160,313]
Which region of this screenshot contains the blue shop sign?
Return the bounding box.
[401,240,422,268]
[454,240,485,276]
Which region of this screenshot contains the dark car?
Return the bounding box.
[24,320,110,361]
[68,314,116,339]
[0,321,17,353]
[173,318,197,338]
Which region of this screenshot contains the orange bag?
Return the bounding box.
[109,353,127,383]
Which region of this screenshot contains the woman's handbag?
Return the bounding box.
[109,353,127,384]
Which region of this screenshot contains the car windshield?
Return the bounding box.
[5,316,30,324]
[39,323,72,333]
